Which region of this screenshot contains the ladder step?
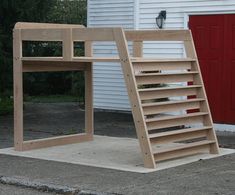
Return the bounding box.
[149,126,212,144]
[138,85,202,100]
[153,140,215,162]
[142,98,204,115]
[131,58,196,63]
[136,71,198,85]
[146,112,208,130]
[142,98,204,107]
[132,58,195,72]
[136,71,198,76]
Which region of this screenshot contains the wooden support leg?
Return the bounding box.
[13,29,23,151]
[85,41,94,136]
[85,63,94,136]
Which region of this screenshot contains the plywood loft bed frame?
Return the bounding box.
[13,22,219,169]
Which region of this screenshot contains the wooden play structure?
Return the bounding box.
[13,22,219,169]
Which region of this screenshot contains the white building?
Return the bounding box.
[87,0,235,130]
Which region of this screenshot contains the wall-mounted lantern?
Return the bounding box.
[156,10,166,29]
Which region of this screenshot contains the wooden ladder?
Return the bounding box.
[114,29,219,168]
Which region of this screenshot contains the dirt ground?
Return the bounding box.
[0,102,234,149]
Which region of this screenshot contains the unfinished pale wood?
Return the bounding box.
[146,112,208,131]
[15,22,85,29]
[142,99,203,115]
[22,134,93,151]
[132,58,195,63]
[63,28,73,60]
[22,61,88,72]
[73,57,120,62]
[13,23,220,168]
[21,29,64,41]
[149,126,212,144]
[133,41,143,57]
[138,85,201,100]
[13,25,94,152]
[154,140,214,162]
[146,111,208,123]
[125,30,191,41]
[22,56,120,62]
[113,28,156,168]
[73,28,115,41]
[136,72,197,85]
[13,29,23,151]
[133,61,193,72]
[85,41,94,135]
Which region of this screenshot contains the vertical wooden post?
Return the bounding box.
[84,41,93,136]
[133,41,143,57]
[184,31,219,154]
[113,28,156,168]
[13,29,23,151]
[63,28,73,60]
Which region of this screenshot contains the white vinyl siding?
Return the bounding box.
[88,0,235,111]
[88,0,134,110]
[139,0,235,58]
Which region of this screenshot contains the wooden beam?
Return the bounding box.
[21,29,64,41]
[73,28,115,41]
[22,133,93,151]
[125,30,191,41]
[15,22,85,29]
[22,61,88,72]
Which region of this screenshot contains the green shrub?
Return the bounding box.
[0,97,13,115]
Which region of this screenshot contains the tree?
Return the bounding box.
[0,0,87,98]
[0,0,54,95]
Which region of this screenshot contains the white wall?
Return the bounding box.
[88,0,135,111]
[88,0,235,111]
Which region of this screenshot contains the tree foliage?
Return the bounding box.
[0,0,87,99]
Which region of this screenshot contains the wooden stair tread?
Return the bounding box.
[145,112,208,123]
[153,140,215,154]
[138,85,202,92]
[131,58,196,63]
[148,126,212,139]
[142,98,205,107]
[136,71,198,76]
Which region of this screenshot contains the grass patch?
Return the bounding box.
[24,95,82,103]
[0,97,13,115]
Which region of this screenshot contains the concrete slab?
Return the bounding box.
[0,135,234,173]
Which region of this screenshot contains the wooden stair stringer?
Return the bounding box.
[114,28,219,168]
[113,28,156,168]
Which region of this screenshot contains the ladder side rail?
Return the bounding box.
[113,28,156,168]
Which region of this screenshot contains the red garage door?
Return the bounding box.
[189,14,235,124]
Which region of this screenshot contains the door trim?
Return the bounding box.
[184,10,235,29]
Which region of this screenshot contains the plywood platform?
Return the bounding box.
[0,136,233,173]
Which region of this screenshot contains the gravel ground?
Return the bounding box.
[0,102,234,195]
[0,102,234,149]
[0,183,55,195]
